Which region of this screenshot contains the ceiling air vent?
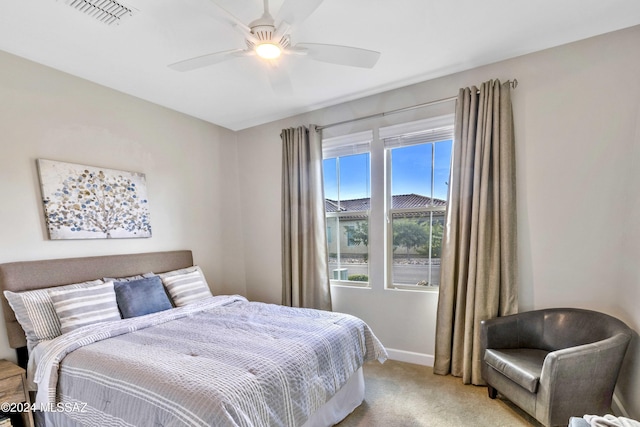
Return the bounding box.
[63,0,137,25]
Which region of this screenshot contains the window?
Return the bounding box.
[382,117,453,289]
[322,116,453,290]
[386,140,451,288]
[323,131,372,285]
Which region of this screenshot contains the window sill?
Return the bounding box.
[386,284,440,293]
[330,281,370,289]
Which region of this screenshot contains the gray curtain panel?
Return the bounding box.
[281,125,332,311]
[433,80,518,384]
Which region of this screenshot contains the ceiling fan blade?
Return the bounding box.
[294,43,381,68]
[272,21,291,44]
[206,0,252,35]
[275,0,324,27]
[168,49,249,72]
[266,61,293,95]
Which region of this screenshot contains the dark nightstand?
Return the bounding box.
[0,360,34,427]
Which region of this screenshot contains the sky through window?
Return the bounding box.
[323,140,452,202]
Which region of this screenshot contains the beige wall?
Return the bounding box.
[236,25,640,418]
[0,50,247,362]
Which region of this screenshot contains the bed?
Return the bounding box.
[0,250,387,427]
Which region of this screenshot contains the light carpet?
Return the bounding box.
[336,359,542,427]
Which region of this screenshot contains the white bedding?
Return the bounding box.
[32,295,386,426]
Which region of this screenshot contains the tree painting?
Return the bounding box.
[37,160,152,239]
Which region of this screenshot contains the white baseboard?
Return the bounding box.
[384,348,434,367]
[612,392,630,418]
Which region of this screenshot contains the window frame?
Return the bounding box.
[383,117,454,291]
[385,204,447,291]
[323,131,372,287]
[322,115,454,292]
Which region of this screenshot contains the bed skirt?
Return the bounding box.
[35,367,365,427]
[302,367,364,427]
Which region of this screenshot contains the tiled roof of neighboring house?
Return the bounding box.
[392,193,446,209]
[325,198,370,212]
[325,194,445,212]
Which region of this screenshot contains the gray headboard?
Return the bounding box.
[0,250,193,349]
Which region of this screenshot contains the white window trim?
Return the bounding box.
[325,211,371,286]
[379,114,455,140]
[322,114,455,292]
[323,133,372,286]
[383,116,454,291]
[385,208,446,292]
[322,130,372,158]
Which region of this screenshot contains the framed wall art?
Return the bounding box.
[37,159,152,240]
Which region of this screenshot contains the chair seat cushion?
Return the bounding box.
[484,348,549,393]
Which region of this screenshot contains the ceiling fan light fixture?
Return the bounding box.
[256,43,282,60]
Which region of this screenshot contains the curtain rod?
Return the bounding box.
[316,79,518,132]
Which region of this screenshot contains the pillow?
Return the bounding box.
[159,267,212,306]
[103,272,156,283]
[158,266,208,284]
[113,276,172,318]
[49,282,121,334]
[3,279,104,350]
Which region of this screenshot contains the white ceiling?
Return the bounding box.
[1,0,640,131]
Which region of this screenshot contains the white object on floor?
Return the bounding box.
[584,414,640,427]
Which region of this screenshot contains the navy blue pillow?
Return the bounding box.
[113,276,172,318]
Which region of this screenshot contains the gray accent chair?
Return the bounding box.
[480,308,632,427]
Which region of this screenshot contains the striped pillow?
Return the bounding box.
[49,282,121,333]
[158,266,209,285]
[160,270,212,306]
[3,279,104,350]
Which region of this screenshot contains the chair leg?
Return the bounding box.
[487,385,497,399]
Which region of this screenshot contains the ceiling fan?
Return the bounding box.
[168,0,381,73]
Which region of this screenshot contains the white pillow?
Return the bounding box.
[4,279,104,350]
[49,282,121,333]
[159,266,212,306]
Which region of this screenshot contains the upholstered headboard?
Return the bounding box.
[0,250,193,350]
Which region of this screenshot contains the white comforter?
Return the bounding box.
[33,295,387,427]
